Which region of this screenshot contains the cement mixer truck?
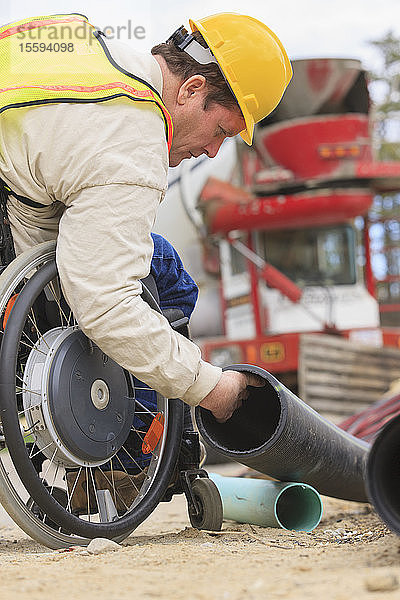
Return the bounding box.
[155,57,400,418]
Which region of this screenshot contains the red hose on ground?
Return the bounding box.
[339,381,400,442]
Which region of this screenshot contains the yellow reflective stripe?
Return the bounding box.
[0,14,91,39]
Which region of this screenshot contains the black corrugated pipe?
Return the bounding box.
[195,365,369,502]
[367,413,400,535]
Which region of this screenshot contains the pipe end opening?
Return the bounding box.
[197,378,282,453]
[275,484,323,531]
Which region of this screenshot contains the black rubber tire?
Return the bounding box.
[188,478,223,531]
[0,256,184,540]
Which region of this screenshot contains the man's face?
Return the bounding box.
[168,75,246,168]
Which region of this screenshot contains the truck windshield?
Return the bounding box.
[258,225,356,286]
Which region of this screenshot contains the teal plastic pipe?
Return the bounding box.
[209,473,323,532]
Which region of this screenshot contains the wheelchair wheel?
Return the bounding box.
[0,241,183,548]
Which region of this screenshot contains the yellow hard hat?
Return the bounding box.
[188,13,293,145]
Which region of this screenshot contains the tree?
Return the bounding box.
[368,32,400,326]
[369,31,400,161]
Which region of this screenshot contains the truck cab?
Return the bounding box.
[197,58,400,375]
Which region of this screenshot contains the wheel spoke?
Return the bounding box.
[113,453,142,497]
[120,444,151,478]
[30,441,53,459]
[110,462,116,504]
[130,428,146,443]
[21,328,40,349]
[27,309,50,349]
[16,386,41,396]
[18,405,36,417]
[88,467,100,516]
[49,462,59,495]
[134,399,157,421]
[66,467,83,513]
[66,308,73,328]
[85,467,91,521]
[46,280,71,328]
[19,338,47,354]
[96,466,130,512]
[29,441,38,458]
[41,446,57,484]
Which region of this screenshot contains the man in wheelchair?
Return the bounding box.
[0,12,290,542]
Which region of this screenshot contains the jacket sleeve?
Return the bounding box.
[56,183,222,406]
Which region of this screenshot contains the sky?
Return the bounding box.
[3,0,400,76]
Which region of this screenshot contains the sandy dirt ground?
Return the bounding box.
[0,463,398,600]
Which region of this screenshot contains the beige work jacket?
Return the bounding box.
[0,39,222,406]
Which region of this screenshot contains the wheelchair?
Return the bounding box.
[0,241,222,548]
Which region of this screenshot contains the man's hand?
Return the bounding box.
[199,370,265,423]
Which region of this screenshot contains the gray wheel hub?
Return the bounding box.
[23,327,134,467]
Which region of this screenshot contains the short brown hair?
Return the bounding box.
[151,32,239,112]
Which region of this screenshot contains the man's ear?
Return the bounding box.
[177,75,207,105]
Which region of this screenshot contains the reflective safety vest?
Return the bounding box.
[0,14,173,152]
